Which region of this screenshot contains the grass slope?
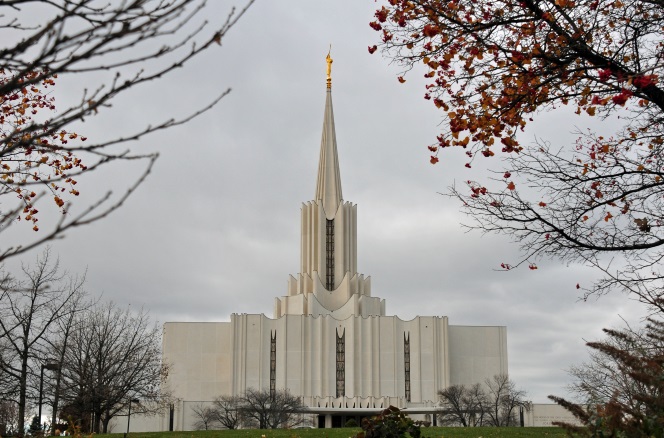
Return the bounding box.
[106,427,567,438]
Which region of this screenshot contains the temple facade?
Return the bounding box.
[160,58,508,430]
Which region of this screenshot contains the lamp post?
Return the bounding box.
[38,362,61,434]
[125,398,140,438]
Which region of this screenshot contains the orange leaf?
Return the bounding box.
[507,181,516,190]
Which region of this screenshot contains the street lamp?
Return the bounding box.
[38,362,60,435]
[125,398,140,438]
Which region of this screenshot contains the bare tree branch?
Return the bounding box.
[0,0,253,262]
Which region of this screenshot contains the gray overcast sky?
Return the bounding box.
[9,0,647,404]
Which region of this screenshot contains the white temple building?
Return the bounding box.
[160,57,508,430]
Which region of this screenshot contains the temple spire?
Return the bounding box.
[315,52,342,219]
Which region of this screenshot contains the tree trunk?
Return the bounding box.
[17,336,30,438]
[93,410,102,434]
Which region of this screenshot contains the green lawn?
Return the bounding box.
[107,427,568,438]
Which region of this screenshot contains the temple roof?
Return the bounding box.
[315,88,343,219]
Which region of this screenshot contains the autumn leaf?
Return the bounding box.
[633,74,657,88]
[422,24,439,37]
[507,181,515,190]
[611,89,632,105]
[634,218,650,232]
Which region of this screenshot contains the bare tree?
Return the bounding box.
[0,400,19,436]
[0,336,15,399]
[437,385,471,427]
[0,0,253,263]
[0,249,86,436]
[437,382,491,427]
[59,301,167,433]
[551,319,664,436]
[239,388,305,429]
[567,325,656,412]
[484,374,528,427]
[44,289,91,435]
[211,395,241,430]
[190,403,217,431]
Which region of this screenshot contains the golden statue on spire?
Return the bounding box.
[326,46,333,89]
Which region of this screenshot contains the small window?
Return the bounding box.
[270,330,276,397]
[336,328,345,397]
[326,219,335,290]
[404,332,411,402]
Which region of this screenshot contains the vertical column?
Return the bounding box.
[372,317,380,397]
[301,204,308,275]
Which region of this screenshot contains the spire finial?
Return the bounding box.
[326,45,333,89]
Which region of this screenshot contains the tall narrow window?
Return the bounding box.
[270,330,276,398]
[404,332,411,402]
[336,328,345,398]
[326,219,335,290]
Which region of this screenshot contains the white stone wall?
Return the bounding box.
[162,322,232,401]
[163,316,507,407]
[525,403,582,427]
[447,325,508,386]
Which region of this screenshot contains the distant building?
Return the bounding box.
[159,58,508,429]
[526,404,583,427]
